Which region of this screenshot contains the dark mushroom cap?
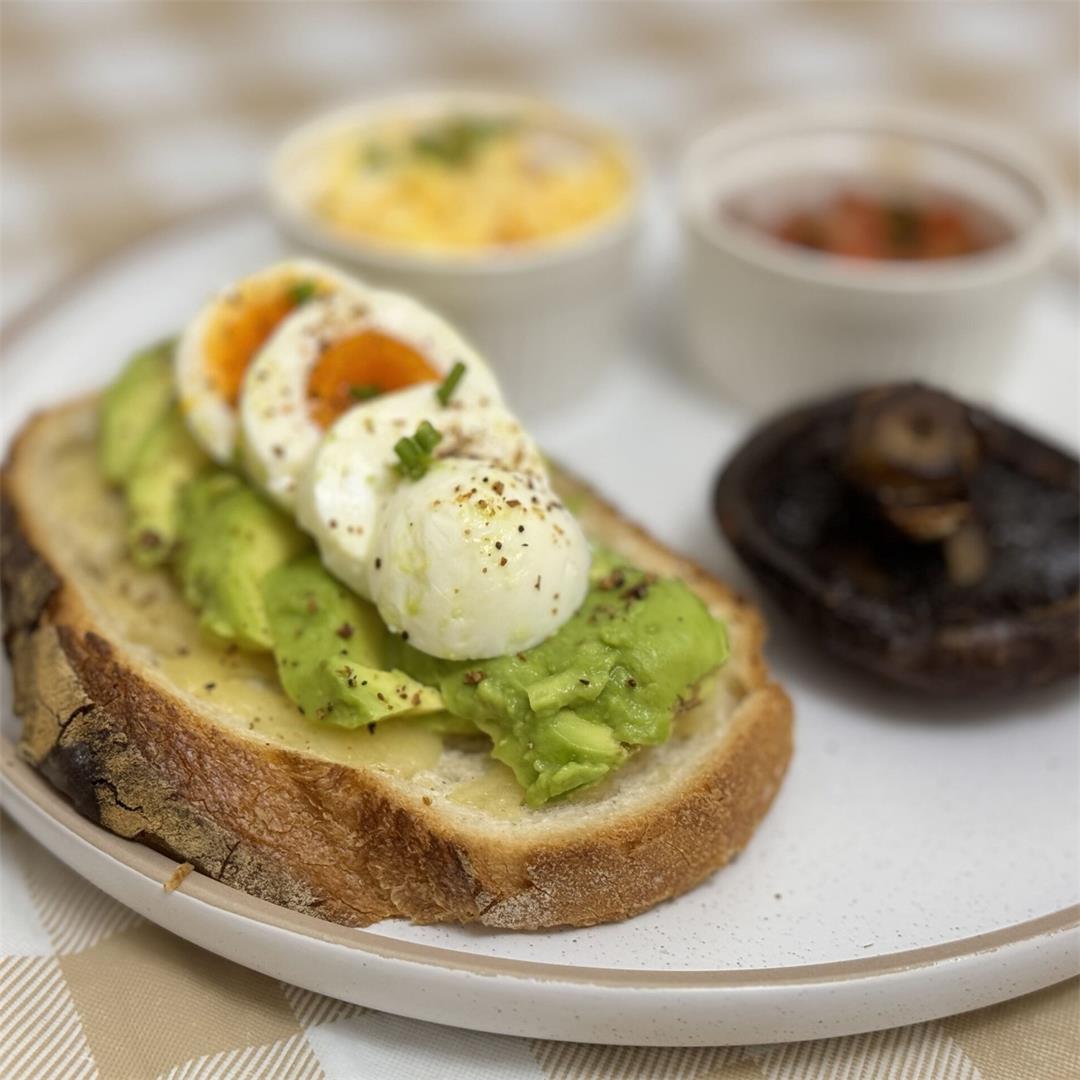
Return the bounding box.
[715,383,1079,695]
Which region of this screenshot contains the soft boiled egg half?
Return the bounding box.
[175,259,363,463]
[239,287,496,508]
[296,373,543,598]
[369,457,591,660]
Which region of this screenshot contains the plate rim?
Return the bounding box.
[3,743,1078,990]
[1,199,1077,996]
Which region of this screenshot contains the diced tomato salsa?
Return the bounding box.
[749,190,1004,262]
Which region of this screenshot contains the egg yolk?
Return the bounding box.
[307,330,440,429]
[204,280,314,406]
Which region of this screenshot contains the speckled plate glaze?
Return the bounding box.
[2,203,1077,1046]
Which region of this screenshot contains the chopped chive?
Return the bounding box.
[360,142,391,170]
[289,280,318,305]
[414,419,442,452]
[394,421,443,480]
[348,383,382,401]
[436,361,467,406]
[395,439,421,471]
[411,114,516,168]
[888,204,920,251]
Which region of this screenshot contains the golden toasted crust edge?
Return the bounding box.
[1,404,793,930]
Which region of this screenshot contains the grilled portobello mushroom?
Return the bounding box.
[715,384,1079,694]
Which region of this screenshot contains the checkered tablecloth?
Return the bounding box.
[2,816,1078,1080]
[2,3,1078,1078]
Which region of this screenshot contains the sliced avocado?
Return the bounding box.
[262,555,443,728]
[388,551,729,807]
[176,472,309,651]
[124,408,210,567]
[99,340,176,485]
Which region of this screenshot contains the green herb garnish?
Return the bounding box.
[887,204,920,253]
[348,384,382,402]
[394,420,443,480]
[435,361,466,406]
[289,280,318,306]
[411,114,514,168]
[360,142,392,170]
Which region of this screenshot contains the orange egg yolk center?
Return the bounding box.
[203,281,314,406]
[306,331,440,429]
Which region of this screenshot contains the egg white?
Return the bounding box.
[296,374,541,597]
[369,458,591,660]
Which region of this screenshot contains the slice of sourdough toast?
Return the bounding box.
[1,399,793,929]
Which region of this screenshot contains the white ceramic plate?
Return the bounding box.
[2,201,1077,1047]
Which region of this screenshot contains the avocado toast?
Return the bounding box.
[2,263,792,929]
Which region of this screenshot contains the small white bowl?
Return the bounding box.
[268,91,640,416]
[679,102,1066,414]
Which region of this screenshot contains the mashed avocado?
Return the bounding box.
[388,552,728,806]
[100,348,729,807]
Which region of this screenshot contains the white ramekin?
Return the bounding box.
[268,91,640,416]
[679,102,1066,414]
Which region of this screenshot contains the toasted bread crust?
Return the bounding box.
[1,404,793,929]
